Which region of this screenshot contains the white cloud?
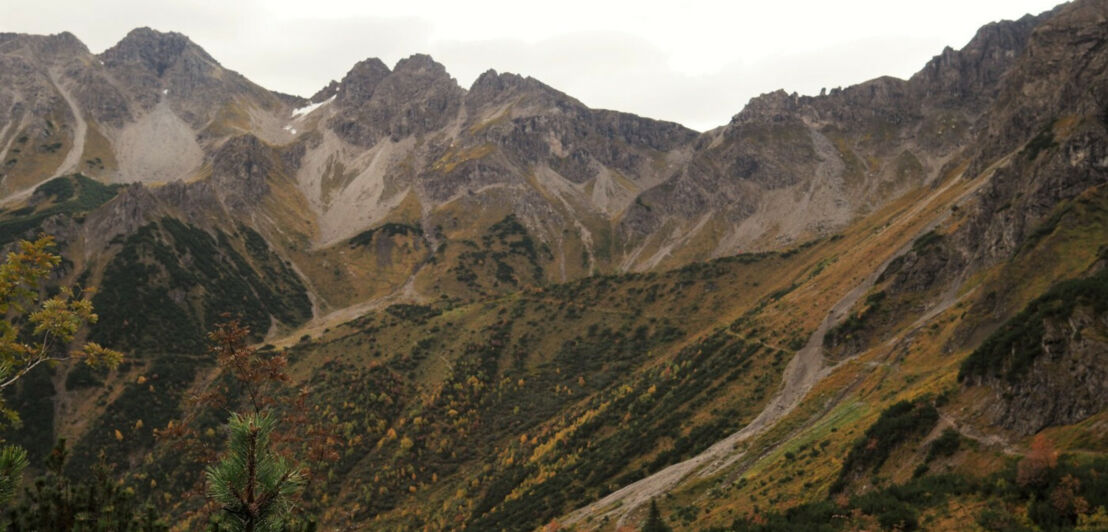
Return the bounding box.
[0,0,1062,130]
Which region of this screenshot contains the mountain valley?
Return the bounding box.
[1,2,1107,529]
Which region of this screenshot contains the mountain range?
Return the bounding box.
[1,0,1106,529]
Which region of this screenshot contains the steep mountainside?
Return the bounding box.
[1,1,1107,530]
[0,9,1048,290]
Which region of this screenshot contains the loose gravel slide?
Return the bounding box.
[50,69,87,179]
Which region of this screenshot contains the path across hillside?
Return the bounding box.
[563,168,993,528]
[562,253,878,528]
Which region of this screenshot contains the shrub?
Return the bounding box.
[831,400,939,493]
[926,428,961,462]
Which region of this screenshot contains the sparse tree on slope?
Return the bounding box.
[206,412,303,532]
[166,318,327,527]
[642,499,672,532]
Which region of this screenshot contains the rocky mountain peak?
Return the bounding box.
[327,54,464,146]
[384,53,461,95]
[469,69,525,93]
[45,31,87,53]
[100,27,217,76]
[93,27,285,129]
[0,31,89,61]
[465,69,568,110]
[309,80,340,104]
[729,89,801,126]
[392,53,449,77]
[334,57,390,105]
[910,11,1046,105]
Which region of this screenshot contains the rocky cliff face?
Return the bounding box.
[877,1,1108,319]
[326,54,465,147]
[985,302,1108,435]
[960,1,1108,264]
[813,0,1108,437]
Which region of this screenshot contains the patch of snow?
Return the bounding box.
[98,60,104,66]
[291,95,335,119]
[283,125,297,135]
[162,89,168,95]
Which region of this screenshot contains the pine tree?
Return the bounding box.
[206,412,303,532]
[0,445,27,506]
[642,499,672,532]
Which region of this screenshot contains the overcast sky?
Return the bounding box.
[4,0,1061,131]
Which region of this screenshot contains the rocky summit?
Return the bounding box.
[0,1,1106,530]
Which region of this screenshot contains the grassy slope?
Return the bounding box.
[270,161,1026,529]
[275,236,834,529]
[0,173,120,246]
[0,209,316,479]
[6,202,834,529]
[641,188,1108,529]
[4,167,1100,532]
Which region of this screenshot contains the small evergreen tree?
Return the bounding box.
[206,412,303,532]
[0,446,27,506]
[642,499,672,532]
[163,318,330,527]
